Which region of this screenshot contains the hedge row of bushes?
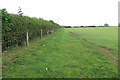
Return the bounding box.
[1,9,62,50]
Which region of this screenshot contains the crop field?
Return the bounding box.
[3,27,118,78]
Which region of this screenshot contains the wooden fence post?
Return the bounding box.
[47,30,49,36]
[26,31,29,46]
[41,29,43,38]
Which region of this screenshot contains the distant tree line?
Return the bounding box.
[1,8,62,51]
[63,23,111,28]
[63,25,111,28]
[72,24,110,28]
[73,26,97,28]
[63,26,72,28]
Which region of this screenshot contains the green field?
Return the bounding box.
[3,27,118,78]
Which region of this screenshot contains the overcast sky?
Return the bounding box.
[0,0,119,26]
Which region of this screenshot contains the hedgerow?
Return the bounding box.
[1,9,62,50]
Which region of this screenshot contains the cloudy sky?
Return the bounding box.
[0,0,119,26]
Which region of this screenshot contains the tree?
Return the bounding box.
[104,23,109,27]
[17,7,23,16]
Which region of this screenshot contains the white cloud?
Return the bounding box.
[0,0,119,26]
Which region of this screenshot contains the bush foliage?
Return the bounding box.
[1,9,62,50]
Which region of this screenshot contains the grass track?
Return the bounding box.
[3,27,118,78]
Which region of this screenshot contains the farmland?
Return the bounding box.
[2,27,118,78]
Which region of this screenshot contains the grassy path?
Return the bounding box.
[3,27,118,78]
